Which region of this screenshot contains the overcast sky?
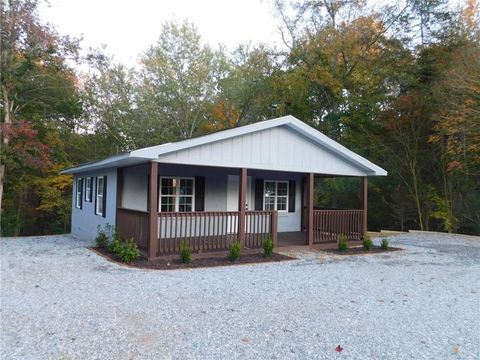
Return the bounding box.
[38,0,283,67]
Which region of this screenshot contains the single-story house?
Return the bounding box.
[62,115,387,259]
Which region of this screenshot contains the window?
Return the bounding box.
[264,180,288,212]
[85,177,93,202]
[160,177,194,212]
[75,178,83,209]
[96,176,105,216]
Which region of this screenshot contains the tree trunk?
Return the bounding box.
[410,163,425,231]
[1,86,13,212]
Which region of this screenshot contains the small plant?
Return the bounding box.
[116,238,140,263]
[95,229,109,248]
[338,234,349,252]
[95,224,113,248]
[381,238,389,250]
[228,241,242,261]
[362,234,373,251]
[107,236,122,254]
[262,237,274,257]
[179,240,192,264]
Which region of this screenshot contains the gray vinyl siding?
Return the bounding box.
[71,168,117,240]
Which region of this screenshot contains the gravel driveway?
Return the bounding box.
[1,233,479,359]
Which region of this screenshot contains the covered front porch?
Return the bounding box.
[115,162,368,260]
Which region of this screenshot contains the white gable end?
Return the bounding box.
[156,125,370,176]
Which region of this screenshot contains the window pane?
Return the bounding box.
[179,179,193,196]
[277,182,288,196]
[161,178,175,195]
[277,196,287,211]
[97,196,104,214]
[161,196,175,212]
[265,181,276,196]
[179,196,192,212]
[97,177,104,195]
[264,196,275,210]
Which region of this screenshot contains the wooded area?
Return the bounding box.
[1,0,479,236]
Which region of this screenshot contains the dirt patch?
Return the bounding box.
[91,247,294,270]
[323,246,403,255]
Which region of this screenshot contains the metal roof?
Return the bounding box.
[61,115,387,176]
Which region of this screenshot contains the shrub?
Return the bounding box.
[362,234,373,251]
[381,238,389,250]
[338,234,348,252]
[116,238,140,263]
[95,224,113,248]
[179,240,192,264]
[228,241,242,261]
[262,237,274,257]
[95,229,109,248]
[107,236,121,254]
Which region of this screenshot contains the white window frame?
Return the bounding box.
[263,180,289,212]
[159,177,195,212]
[75,177,83,209]
[85,177,92,202]
[95,176,105,216]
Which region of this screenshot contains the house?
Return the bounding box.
[62,115,387,259]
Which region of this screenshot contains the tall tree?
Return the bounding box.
[207,45,277,130]
[138,20,227,140]
[0,0,80,211]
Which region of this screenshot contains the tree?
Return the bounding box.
[0,0,81,211]
[138,20,227,140]
[207,45,277,130]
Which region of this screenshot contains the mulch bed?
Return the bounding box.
[323,246,403,255]
[91,247,294,270]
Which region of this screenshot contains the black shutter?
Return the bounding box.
[89,177,93,202]
[288,180,296,212]
[195,176,205,211]
[102,176,107,218]
[94,177,97,215]
[254,178,264,210]
[79,178,83,209]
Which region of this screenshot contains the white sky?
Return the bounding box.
[38,0,283,67]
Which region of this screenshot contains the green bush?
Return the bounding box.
[179,240,192,264]
[95,224,113,248]
[362,234,373,251]
[262,237,274,257]
[228,241,242,261]
[108,231,122,254]
[116,238,140,263]
[108,238,122,254]
[338,234,349,252]
[381,238,389,250]
[95,230,109,248]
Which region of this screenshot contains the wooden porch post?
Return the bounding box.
[116,168,124,229]
[148,162,158,260]
[238,168,247,246]
[361,177,368,236]
[271,211,278,247]
[306,173,314,247]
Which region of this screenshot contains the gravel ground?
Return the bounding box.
[1,233,479,360]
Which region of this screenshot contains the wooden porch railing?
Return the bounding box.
[116,208,149,250]
[157,210,277,254]
[245,211,277,248]
[313,209,364,243]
